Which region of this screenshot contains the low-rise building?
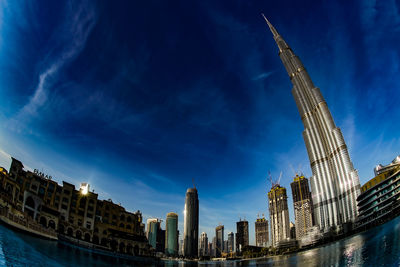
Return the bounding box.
[356,156,400,231]
[0,157,151,256]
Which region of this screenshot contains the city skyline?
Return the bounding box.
[1,1,400,245]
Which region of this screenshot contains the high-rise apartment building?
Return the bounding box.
[268,185,290,247]
[165,212,178,256]
[291,175,314,240]
[183,187,199,258]
[199,232,208,257]
[255,217,269,247]
[227,232,234,253]
[236,219,249,253]
[215,225,224,257]
[263,16,361,231]
[147,218,161,250]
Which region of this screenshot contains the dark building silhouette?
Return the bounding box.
[215,225,224,257]
[183,187,199,258]
[255,217,269,247]
[236,219,249,253]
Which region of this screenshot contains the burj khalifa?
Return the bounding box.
[263,15,360,231]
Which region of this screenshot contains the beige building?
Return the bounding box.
[268,185,290,247]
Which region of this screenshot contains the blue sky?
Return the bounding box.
[1,0,400,245]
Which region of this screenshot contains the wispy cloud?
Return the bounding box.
[252,71,274,81]
[6,0,97,133]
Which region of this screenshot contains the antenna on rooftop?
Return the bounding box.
[192,178,196,189]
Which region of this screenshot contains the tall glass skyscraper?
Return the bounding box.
[183,187,199,258]
[263,15,361,231]
[165,212,178,256]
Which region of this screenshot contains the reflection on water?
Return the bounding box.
[1,216,400,266]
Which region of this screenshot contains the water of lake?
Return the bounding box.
[1,215,400,266]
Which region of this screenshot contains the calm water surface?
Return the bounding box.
[1,216,400,266]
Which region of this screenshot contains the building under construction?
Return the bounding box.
[290,175,314,240]
[255,216,269,247]
[268,184,290,247]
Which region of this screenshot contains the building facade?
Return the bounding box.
[356,156,400,230]
[268,185,290,247]
[2,157,151,257]
[255,217,269,247]
[183,187,199,258]
[165,212,178,256]
[147,218,159,249]
[263,16,361,231]
[199,232,208,257]
[227,232,234,253]
[291,175,313,240]
[215,225,224,257]
[236,219,249,253]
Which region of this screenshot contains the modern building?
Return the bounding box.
[199,232,208,257]
[183,187,199,258]
[236,219,249,253]
[227,232,234,253]
[291,175,314,240]
[208,242,213,257]
[147,218,159,249]
[356,156,400,230]
[215,225,224,257]
[263,16,361,231]
[255,217,269,247]
[212,236,216,257]
[223,240,229,253]
[165,212,178,256]
[268,184,290,247]
[179,239,184,256]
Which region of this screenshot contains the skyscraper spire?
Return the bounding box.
[261,13,279,38]
[264,19,361,232]
[261,14,290,54]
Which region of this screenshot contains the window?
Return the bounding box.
[79,198,86,208]
[62,197,69,203]
[61,204,68,210]
[63,189,70,195]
